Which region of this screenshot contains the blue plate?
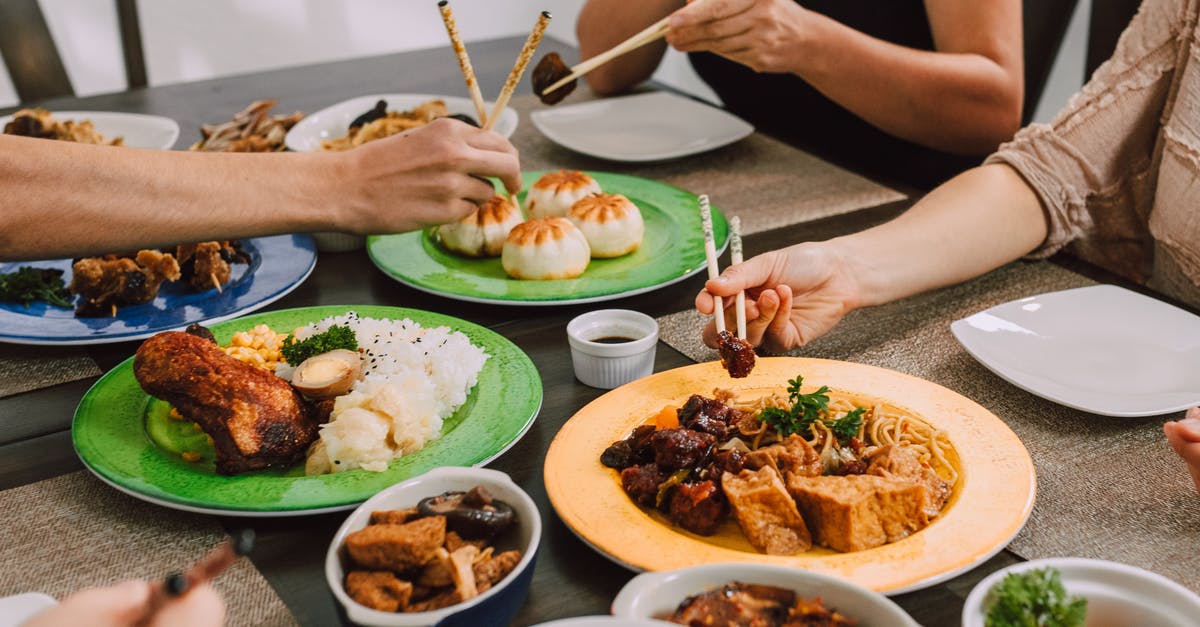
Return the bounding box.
[0,235,316,345]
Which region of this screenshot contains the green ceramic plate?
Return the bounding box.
[72,305,542,516]
[367,171,730,305]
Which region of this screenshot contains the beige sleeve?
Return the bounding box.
[984,0,1187,257]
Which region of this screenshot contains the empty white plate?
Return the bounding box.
[0,593,56,626]
[951,284,1200,417]
[0,111,179,149]
[284,93,517,152]
[531,91,753,162]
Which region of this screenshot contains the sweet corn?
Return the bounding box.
[222,324,287,371]
[181,451,202,462]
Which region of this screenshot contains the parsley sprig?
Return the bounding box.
[0,266,72,308]
[281,325,358,365]
[985,567,1087,627]
[757,374,865,442]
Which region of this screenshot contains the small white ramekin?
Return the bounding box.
[566,309,658,389]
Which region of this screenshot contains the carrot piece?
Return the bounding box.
[653,405,679,429]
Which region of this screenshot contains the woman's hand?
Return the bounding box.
[24,580,224,627]
[335,117,522,234]
[695,242,861,353]
[666,0,810,74]
[1164,407,1200,492]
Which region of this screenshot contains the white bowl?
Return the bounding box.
[285,93,518,152]
[962,558,1200,627]
[325,466,541,627]
[567,309,658,389]
[612,562,919,626]
[0,110,179,149]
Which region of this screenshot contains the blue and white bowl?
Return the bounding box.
[326,466,540,627]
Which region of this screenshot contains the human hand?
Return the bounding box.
[1164,407,1200,492]
[335,117,522,234]
[695,242,860,353]
[666,0,810,73]
[23,580,224,627]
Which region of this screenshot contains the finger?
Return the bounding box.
[744,289,782,347]
[695,289,715,314]
[150,584,225,627]
[765,283,794,343]
[705,252,777,298]
[457,173,499,206]
[25,580,152,627]
[670,0,754,28]
[668,15,753,49]
[701,317,721,348]
[457,149,522,197]
[463,127,519,157]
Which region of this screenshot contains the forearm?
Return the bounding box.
[835,164,1047,308]
[577,0,680,95]
[0,135,341,261]
[794,11,1021,154]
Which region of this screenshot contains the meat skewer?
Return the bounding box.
[483,11,552,132]
[538,15,670,98]
[437,1,490,127]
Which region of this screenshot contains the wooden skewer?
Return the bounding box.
[437,1,490,126]
[698,194,725,335]
[483,11,552,131]
[210,272,223,294]
[729,216,746,340]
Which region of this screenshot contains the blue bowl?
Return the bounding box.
[325,467,541,626]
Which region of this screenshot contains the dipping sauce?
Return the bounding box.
[590,335,637,344]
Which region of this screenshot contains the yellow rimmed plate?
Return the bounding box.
[544,357,1036,595]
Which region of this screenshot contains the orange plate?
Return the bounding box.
[544,357,1036,595]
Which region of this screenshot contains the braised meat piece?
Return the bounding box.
[672,582,796,626]
[677,394,738,440]
[532,52,576,105]
[697,448,746,483]
[601,424,656,469]
[620,463,668,507]
[665,480,727,535]
[70,250,181,317]
[717,330,756,378]
[652,428,716,472]
[133,331,320,474]
[745,434,824,481]
[184,323,218,343]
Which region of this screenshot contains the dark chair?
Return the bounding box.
[0,0,146,103]
[1086,0,1142,79]
[1022,0,1082,124]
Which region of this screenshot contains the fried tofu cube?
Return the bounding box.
[345,516,446,571]
[473,549,522,593]
[345,570,413,612]
[788,475,928,552]
[369,507,420,526]
[722,467,812,554]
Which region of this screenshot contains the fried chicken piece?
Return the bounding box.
[70,250,181,317]
[345,571,413,612]
[134,331,319,474]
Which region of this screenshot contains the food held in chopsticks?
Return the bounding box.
[3,108,123,145]
[531,52,576,105]
[340,485,523,613]
[600,375,958,554]
[525,170,602,219]
[321,99,452,151]
[192,99,303,152]
[501,217,591,280]
[666,581,856,626]
[567,193,644,258]
[435,194,524,257]
[717,216,756,378]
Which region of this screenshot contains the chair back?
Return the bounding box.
[1022,0,1081,124]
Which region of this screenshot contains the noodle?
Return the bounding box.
[321,100,450,151]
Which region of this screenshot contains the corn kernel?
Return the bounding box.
[181,451,201,462]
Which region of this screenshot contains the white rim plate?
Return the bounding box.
[1,110,180,149]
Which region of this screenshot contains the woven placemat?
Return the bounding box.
[0,472,297,626]
[656,261,1200,593]
[508,92,906,235]
[0,346,101,398]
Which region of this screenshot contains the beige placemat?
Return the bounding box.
[657,261,1200,593]
[508,92,906,235]
[0,472,297,626]
[0,346,101,398]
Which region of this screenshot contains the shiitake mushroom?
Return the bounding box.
[416,485,515,540]
[349,99,388,130]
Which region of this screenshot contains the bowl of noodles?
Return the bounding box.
[544,357,1036,594]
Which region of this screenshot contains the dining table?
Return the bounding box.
[2,34,1198,627]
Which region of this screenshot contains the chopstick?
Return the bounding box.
[698,194,726,335]
[437,1,490,126]
[540,17,668,97]
[483,11,552,132]
[729,216,746,340]
[143,529,255,619]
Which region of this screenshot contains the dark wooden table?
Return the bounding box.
[0,36,1028,626]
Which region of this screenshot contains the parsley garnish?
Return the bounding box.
[0,266,72,308]
[757,375,830,436]
[985,567,1087,627]
[281,325,358,365]
[830,407,865,441]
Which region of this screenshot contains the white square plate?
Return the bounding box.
[950,284,1200,417]
[1,111,179,149]
[531,91,753,162]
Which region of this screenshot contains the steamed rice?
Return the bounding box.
[286,312,488,474]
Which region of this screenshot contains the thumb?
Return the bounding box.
[705,252,776,298]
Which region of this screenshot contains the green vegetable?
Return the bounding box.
[0,266,72,308]
[830,407,865,441]
[281,325,358,365]
[985,567,1087,627]
[756,375,831,437]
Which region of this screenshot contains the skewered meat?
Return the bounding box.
[717,330,756,378]
[532,52,576,105]
[133,331,321,475]
[70,250,181,317]
[175,240,248,292]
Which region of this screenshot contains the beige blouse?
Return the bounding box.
[987,0,1200,307]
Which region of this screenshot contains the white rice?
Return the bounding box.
[285,312,488,474]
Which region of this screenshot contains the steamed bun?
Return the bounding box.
[502,217,591,280]
[525,170,601,219]
[568,193,644,258]
[435,195,524,257]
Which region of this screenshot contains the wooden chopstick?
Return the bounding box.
[698,194,726,335]
[483,11,552,132]
[729,216,746,340]
[540,16,669,97]
[437,0,490,127]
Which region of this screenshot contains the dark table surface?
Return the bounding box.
[0,36,1034,626]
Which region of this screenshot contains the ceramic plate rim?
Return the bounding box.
[543,357,1037,594]
[0,110,180,150]
[71,305,543,517]
[284,92,518,152]
[530,91,753,162]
